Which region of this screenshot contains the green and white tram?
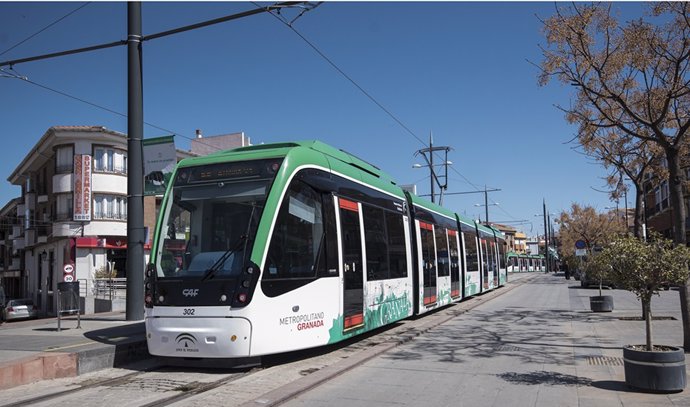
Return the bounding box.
[144,141,506,359]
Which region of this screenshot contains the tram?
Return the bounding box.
[144,141,506,358]
[507,252,546,272]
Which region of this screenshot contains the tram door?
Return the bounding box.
[419,222,437,306]
[339,198,364,331]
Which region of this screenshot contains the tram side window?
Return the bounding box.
[363,206,408,280]
[386,211,408,279]
[363,205,390,281]
[498,242,506,269]
[434,226,450,277]
[264,181,324,280]
[463,231,479,272]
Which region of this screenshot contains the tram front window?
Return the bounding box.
[158,178,269,279]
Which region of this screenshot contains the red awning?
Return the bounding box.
[76,236,151,250]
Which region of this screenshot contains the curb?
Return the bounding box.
[0,337,149,390]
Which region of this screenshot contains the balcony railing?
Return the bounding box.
[54,212,73,222]
[55,164,73,174]
[93,165,127,175]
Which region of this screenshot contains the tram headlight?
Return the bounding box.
[145,295,153,306]
[242,280,251,288]
[146,263,155,278]
[237,293,248,303]
[246,266,254,274]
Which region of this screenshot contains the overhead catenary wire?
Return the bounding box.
[2,2,521,222]
[257,3,521,222]
[0,2,91,58]
[3,72,233,155]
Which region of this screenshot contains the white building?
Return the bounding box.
[6,126,200,315]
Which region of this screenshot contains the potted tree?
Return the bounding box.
[583,253,614,312]
[601,234,690,392]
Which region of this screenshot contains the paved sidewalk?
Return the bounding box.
[0,312,146,390]
[277,272,690,407]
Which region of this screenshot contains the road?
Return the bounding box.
[3,272,688,407]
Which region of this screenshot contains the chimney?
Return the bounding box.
[196,129,202,139]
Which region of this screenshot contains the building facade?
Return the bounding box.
[2,126,254,315]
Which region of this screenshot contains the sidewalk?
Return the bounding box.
[0,311,147,390]
[272,272,690,407]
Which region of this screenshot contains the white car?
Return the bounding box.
[2,299,38,321]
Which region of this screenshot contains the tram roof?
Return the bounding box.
[178,140,396,181]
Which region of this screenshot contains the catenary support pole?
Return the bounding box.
[543,199,549,273]
[126,2,145,321]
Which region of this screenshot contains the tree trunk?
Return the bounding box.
[665,148,690,351]
[644,299,653,351]
[665,147,686,245]
[633,186,643,239]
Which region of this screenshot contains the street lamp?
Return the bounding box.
[411,160,453,204]
[474,202,499,224]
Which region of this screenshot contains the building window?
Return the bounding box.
[55,193,73,221]
[93,195,127,220]
[93,147,127,174]
[55,145,74,174]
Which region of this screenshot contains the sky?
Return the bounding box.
[0,1,649,237]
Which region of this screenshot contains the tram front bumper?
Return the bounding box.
[146,317,252,358]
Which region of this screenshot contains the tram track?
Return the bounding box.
[1,273,538,407]
[0,368,155,407]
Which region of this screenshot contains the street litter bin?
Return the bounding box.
[57,281,81,331]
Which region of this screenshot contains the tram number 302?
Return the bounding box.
[183,308,195,316]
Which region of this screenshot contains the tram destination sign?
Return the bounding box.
[175,158,283,185]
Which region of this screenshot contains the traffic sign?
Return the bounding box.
[575,240,586,249]
[64,275,74,283]
[575,248,587,256]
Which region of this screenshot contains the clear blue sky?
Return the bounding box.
[0,2,648,236]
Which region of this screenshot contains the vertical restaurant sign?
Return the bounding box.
[73,154,92,221]
[143,135,176,196]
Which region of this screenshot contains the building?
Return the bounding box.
[0,198,24,299]
[514,232,527,254]
[190,130,249,156]
[490,223,517,253]
[4,126,203,315]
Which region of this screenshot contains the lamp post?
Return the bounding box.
[535,203,556,273]
[474,202,499,224]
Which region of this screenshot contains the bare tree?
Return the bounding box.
[557,203,625,259]
[539,2,690,243]
[583,133,663,239]
[539,2,690,349]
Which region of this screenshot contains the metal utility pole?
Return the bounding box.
[483,186,490,223]
[414,133,451,204]
[126,2,145,321]
[543,199,549,274]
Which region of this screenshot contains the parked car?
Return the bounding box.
[2,299,38,321]
[580,271,616,289]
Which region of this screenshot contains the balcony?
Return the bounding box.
[54,212,73,222]
[37,224,49,244]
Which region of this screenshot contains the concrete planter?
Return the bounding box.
[589,295,613,312]
[623,345,686,392]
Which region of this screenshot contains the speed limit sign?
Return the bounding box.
[64,274,74,283]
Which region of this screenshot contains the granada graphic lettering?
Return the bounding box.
[280,312,325,331]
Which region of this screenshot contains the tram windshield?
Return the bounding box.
[156,158,282,279]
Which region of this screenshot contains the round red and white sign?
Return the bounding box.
[63,264,74,274]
